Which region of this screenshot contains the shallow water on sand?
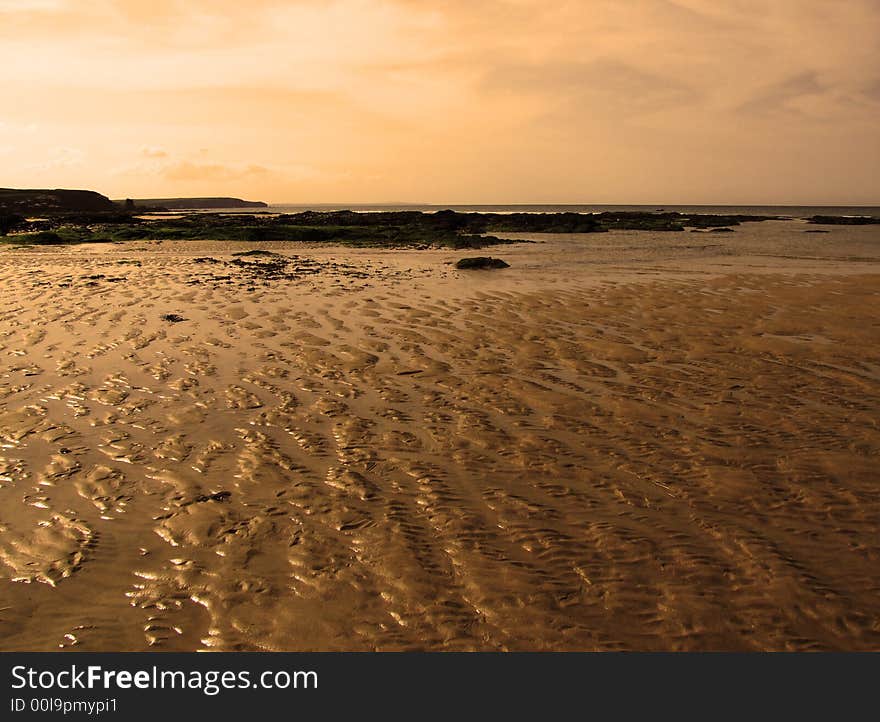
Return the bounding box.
[0,221,878,650]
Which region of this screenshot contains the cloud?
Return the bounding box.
[861,77,880,104]
[0,0,65,11]
[1,0,878,203]
[161,161,271,182]
[736,71,826,116]
[141,147,168,159]
[483,58,701,117]
[27,146,85,171]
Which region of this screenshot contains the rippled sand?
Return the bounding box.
[1,221,878,651]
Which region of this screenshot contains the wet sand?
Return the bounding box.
[1,220,878,651]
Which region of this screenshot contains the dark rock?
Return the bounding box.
[195,491,231,503]
[455,257,510,270]
[0,212,25,236]
[161,313,186,323]
[596,212,683,232]
[683,214,770,228]
[692,225,736,233]
[807,215,879,225]
[232,249,279,257]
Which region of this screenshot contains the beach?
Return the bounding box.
[0,219,878,651]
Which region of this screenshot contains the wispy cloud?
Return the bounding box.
[0,0,66,11]
[162,161,271,182]
[483,58,702,117]
[737,71,826,116]
[141,147,168,159]
[27,146,85,171]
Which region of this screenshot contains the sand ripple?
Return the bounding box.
[0,238,878,650]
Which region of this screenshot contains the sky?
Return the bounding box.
[1,0,878,204]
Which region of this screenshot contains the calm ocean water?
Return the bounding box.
[234,204,880,217]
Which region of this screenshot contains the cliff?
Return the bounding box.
[0,188,117,214]
[121,197,268,210]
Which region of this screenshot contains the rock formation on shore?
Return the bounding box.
[455,257,510,269]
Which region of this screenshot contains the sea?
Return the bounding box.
[215,204,880,217]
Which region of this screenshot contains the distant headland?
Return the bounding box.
[0,188,267,215]
[0,188,117,214]
[118,197,268,210]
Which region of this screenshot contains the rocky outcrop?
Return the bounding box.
[455,257,510,270]
[807,215,879,225]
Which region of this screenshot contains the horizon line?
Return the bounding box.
[257,201,880,208]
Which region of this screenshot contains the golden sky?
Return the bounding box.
[2,0,878,204]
